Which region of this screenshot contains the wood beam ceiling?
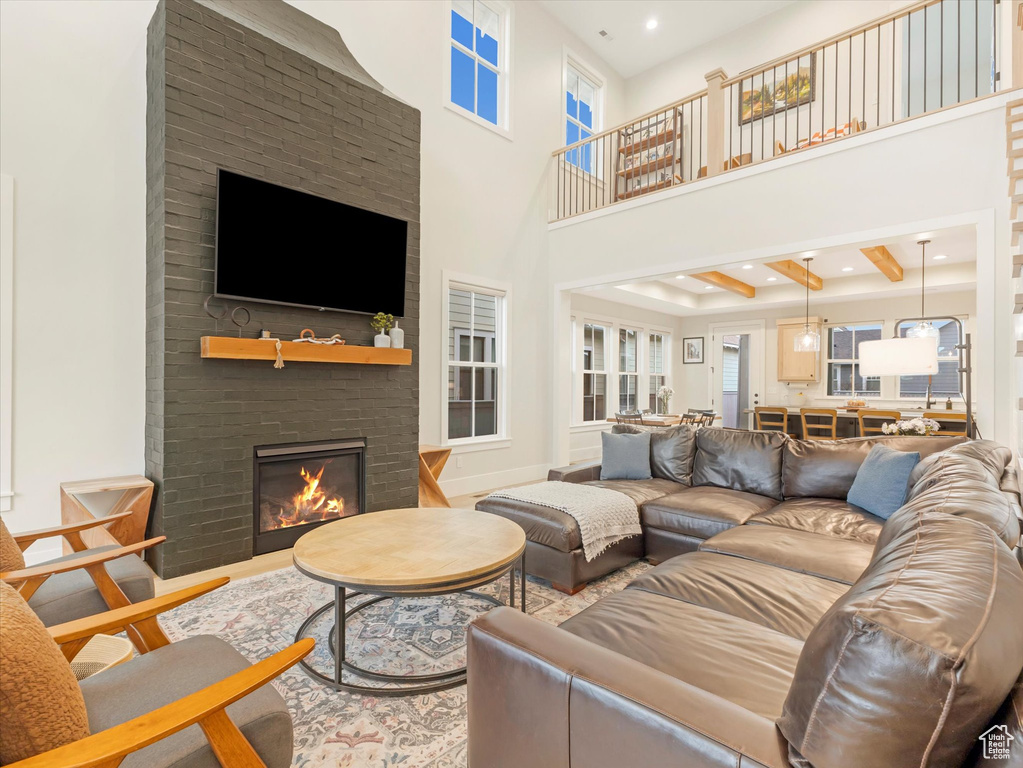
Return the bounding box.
[690,271,756,298]
[765,260,823,290]
[860,245,904,282]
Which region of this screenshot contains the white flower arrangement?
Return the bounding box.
[657,385,674,414]
[880,417,941,436]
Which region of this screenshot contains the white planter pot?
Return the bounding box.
[389,322,404,349]
[374,332,391,348]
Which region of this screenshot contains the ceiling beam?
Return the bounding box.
[860,245,904,282]
[765,260,823,290]
[690,271,756,298]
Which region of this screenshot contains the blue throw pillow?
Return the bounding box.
[600,430,652,481]
[847,444,921,519]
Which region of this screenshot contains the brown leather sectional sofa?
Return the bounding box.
[468,430,1023,768]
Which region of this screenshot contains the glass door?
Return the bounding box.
[710,323,764,429]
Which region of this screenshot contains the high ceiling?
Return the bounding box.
[538,0,796,79]
[576,226,978,317]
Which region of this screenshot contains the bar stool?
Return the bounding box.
[755,407,793,436]
[857,409,901,437]
[923,411,968,436]
[800,408,838,441]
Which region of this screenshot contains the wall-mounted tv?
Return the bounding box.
[214,169,408,316]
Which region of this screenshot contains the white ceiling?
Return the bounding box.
[538,0,796,79]
[576,226,978,317]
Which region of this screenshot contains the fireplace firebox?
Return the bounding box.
[253,438,366,555]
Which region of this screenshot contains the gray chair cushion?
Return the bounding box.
[80,635,293,768]
[28,546,155,627]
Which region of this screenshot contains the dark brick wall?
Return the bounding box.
[145,0,421,578]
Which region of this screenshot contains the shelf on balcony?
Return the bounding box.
[618,128,675,156]
[617,156,680,178]
[200,336,412,365]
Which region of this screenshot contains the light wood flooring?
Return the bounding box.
[154,487,517,595]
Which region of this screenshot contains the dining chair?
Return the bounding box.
[755,406,790,434]
[614,412,643,424]
[857,409,902,437]
[679,412,702,425]
[800,408,838,441]
[922,411,969,436]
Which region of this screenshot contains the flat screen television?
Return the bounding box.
[214,169,408,316]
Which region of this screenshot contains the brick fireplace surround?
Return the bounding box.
[145,0,421,578]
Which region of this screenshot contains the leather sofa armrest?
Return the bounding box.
[467,607,791,768]
[548,459,601,483]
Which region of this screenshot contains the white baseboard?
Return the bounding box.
[439,462,550,499]
[570,446,601,463]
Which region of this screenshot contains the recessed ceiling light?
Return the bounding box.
[675,274,686,279]
[842,267,854,272]
[646,18,658,30]
[704,285,713,290]
[767,277,777,282]
[933,254,947,260]
[741,264,753,270]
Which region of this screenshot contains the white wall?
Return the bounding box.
[625,0,916,116]
[675,290,976,412]
[0,0,156,557]
[0,0,625,538]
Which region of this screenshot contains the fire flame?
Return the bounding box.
[262,465,344,531]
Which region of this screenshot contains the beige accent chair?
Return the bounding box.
[0,514,163,648]
[0,577,312,768]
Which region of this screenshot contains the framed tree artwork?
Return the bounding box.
[683,337,704,364]
[737,52,816,125]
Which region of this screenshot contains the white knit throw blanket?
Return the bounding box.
[486,481,641,562]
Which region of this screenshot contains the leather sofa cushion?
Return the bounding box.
[80,634,294,768]
[778,509,1023,768]
[582,478,680,507]
[699,525,872,585]
[912,439,1011,486]
[612,424,697,485]
[560,588,802,719]
[748,498,883,544]
[477,497,583,552]
[693,428,787,500]
[966,669,1023,767]
[627,551,849,640]
[640,486,778,540]
[781,435,966,500]
[478,479,678,553]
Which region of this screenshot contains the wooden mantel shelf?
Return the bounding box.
[200,336,412,365]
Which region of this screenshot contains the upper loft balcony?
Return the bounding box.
[548,0,1012,224]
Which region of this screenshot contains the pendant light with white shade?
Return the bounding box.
[905,239,940,342]
[793,256,820,352]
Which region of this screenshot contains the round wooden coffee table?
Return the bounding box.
[293,507,526,695]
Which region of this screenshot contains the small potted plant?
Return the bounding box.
[371,312,394,348]
[657,385,674,415]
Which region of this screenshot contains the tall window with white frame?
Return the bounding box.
[826,323,882,398]
[648,332,668,413]
[565,63,600,174]
[450,0,505,128]
[618,328,639,413]
[581,322,608,422]
[447,285,504,441]
[898,319,962,400]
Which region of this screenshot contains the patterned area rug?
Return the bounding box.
[160,560,651,767]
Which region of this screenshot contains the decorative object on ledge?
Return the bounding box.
[294,328,346,345]
[200,336,412,365]
[389,320,404,349]
[60,475,154,553]
[371,312,394,348]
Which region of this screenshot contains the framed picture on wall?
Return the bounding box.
[737,52,816,125]
[683,337,704,364]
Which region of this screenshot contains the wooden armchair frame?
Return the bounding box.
[2,512,167,651]
[8,578,314,768]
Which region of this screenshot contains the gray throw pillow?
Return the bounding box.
[847,444,920,519]
[600,431,652,480]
